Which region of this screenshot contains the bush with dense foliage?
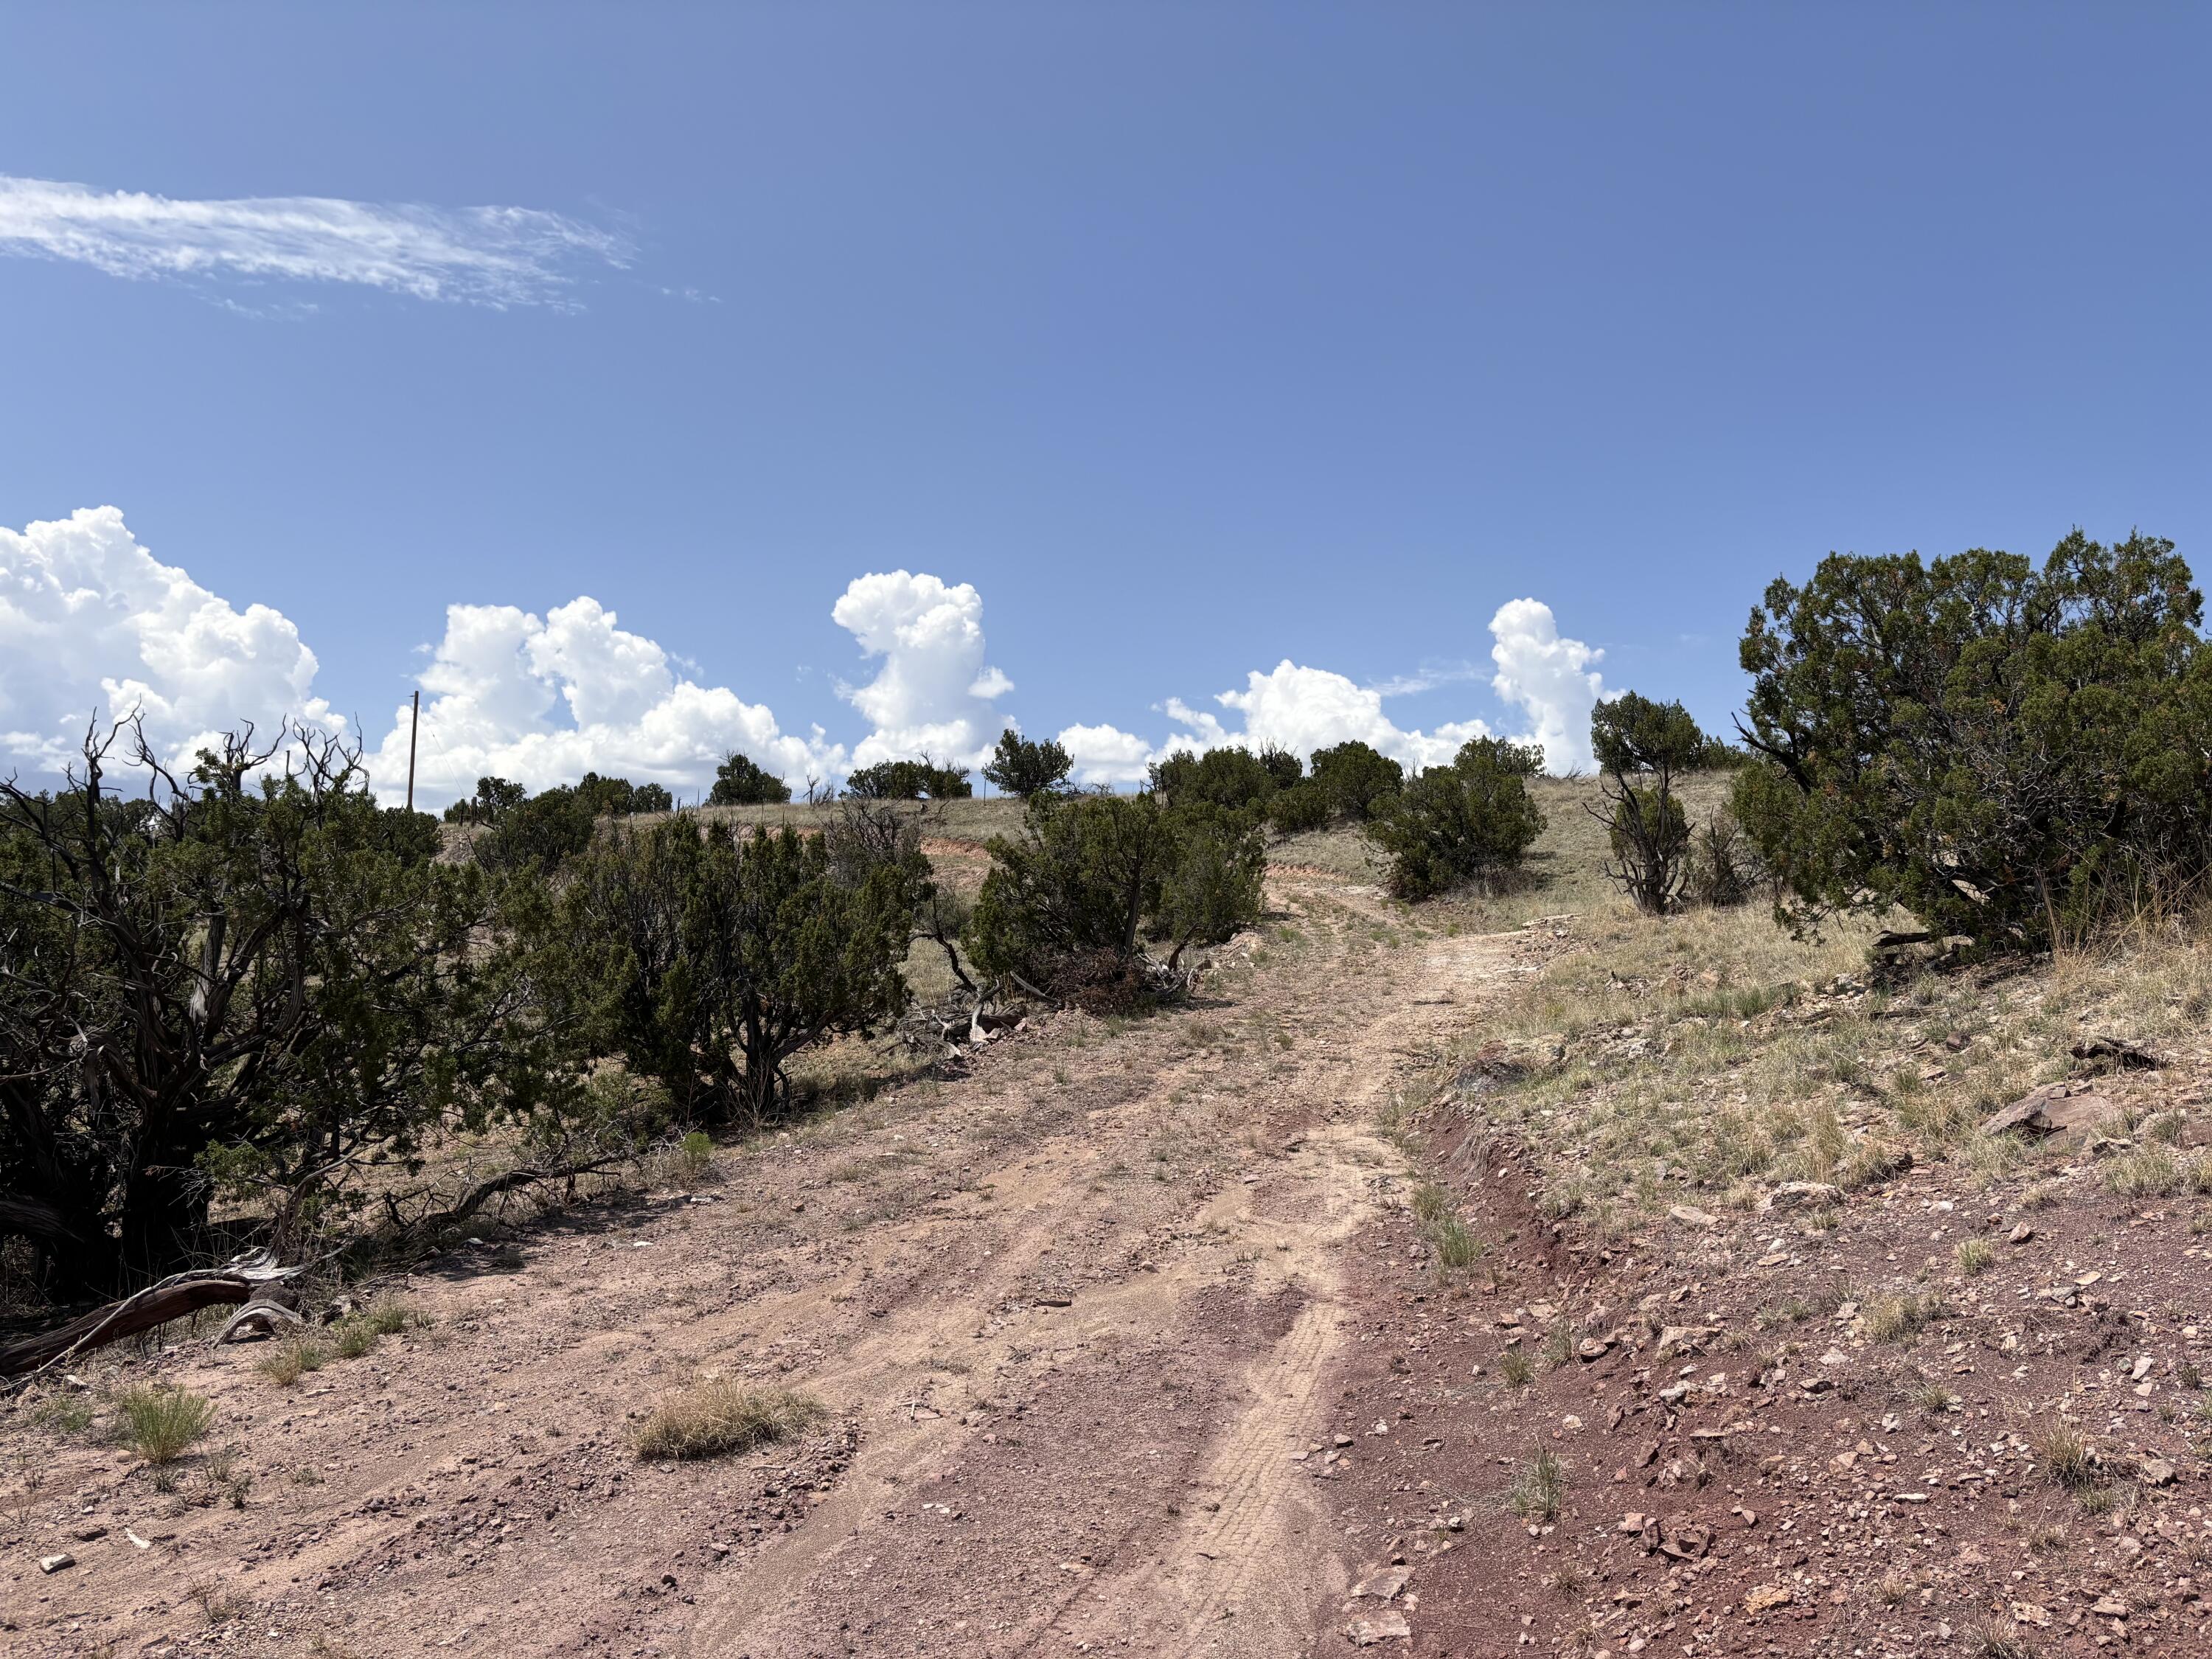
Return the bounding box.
[1589,692,1705,914]
[844,757,973,800]
[1365,737,1546,900]
[443,775,527,825]
[0,724,516,1294]
[1148,746,1287,815]
[1307,741,1405,820]
[708,751,792,806]
[981,731,1073,799]
[1265,782,1332,835]
[538,815,918,1124]
[1733,530,2212,949]
[965,791,1265,999]
[575,773,675,816]
[472,784,597,874]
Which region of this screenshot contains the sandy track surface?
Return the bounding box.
[12,872,1532,1659]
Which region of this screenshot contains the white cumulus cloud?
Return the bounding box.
[366,597,841,808]
[0,506,338,775]
[832,571,1014,772]
[1488,598,1607,773]
[1057,599,1602,785]
[0,174,630,307]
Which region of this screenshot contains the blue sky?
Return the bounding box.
[3,5,2208,801]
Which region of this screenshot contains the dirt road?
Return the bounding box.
[13,869,1530,1658]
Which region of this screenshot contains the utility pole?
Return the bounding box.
[405,689,421,813]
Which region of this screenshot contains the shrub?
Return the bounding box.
[542,816,918,1122]
[1148,747,1281,814]
[965,793,1265,995]
[332,1318,378,1359]
[1733,530,2212,951]
[1684,807,1761,908]
[1366,738,1546,900]
[443,775,526,825]
[1590,692,1706,914]
[473,784,597,874]
[1308,742,1404,821]
[707,751,791,806]
[574,773,673,817]
[1152,804,1267,968]
[844,757,971,800]
[981,731,1073,799]
[114,1385,214,1464]
[1265,782,1332,835]
[0,721,511,1292]
[633,1380,826,1460]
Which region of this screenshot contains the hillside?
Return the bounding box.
[7,781,2211,1658]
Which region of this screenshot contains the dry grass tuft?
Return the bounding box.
[1955,1236,1997,1276]
[632,1380,827,1461]
[114,1385,214,1464]
[1863,1290,1947,1344]
[256,1330,330,1386]
[2033,1419,2098,1491]
[1506,1444,1567,1523]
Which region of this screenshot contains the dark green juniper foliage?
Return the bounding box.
[540,815,917,1124]
[1733,530,2212,950]
[1365,737,1545,900]
[707,751,792,807]
[470,785,597,876]
[1147,746,1284,815]
[442,775,527,825]
[574,773,675,817]
[0,722,517,1293]
[1589,692,1706,915]
[964,791,1265,997]
[843,757,973,800]
[1307,741,1404,821]
[981,731,1074,800]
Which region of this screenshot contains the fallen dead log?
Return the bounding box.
[378,1155,630,1248]
[0,1250,303,1381]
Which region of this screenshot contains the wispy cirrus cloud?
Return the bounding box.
[0,174,630,307]
[1366,661,1487,698]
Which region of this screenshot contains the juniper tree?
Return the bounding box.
[1589,693,1704,914]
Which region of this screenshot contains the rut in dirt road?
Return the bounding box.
[12,874,1529,1659]
[689,880,1524,1658]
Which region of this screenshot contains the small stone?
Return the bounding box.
[2011,1601,2053,1628]
[1743,1585,1792,1615]
[1352,1566,1411,1601]
[1349,1610,1411,1645]
[1761,1181,1842,1213]
[2140,1455,2179,1486]
[2008,1222,2034,1244]
[38,1553,74,1573]
[71,1524,108,1543]
[2093,1596,2129,1618]
[1667,1205,1717,1228]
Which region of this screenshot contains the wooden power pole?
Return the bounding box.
[405,689,421,813]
